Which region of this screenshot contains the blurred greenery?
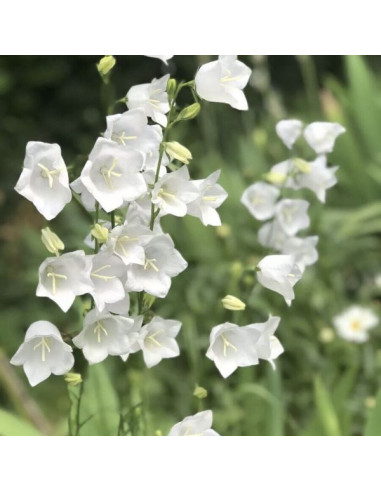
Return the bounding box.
[1,55,381,436]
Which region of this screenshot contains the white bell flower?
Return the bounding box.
[195,55,251,110]
[266,159,295,187]
[258,220,287,250]
[275,119,303,149]
[241,182,280,221]
[105,223,152,266]
[15,141,72,220]
[125,234,187,298]
[79,138,147,213]
[151,166,198,217]
[10,321,74,386]
[293,155,338,203]
[126,74,170,127]
[275,199,310,236]
[70,176,96,211]
[169,410,219,436]
[303,122,346,154]
[206,322,260,378]
[333,306,379,343]
[89,252,126,311]
[247,316,283,369]
[257,254,302,306]
[120,316,144,362]
[138,316,181,368]
[186,170,228,226]
[281,236,319,272]
[73,309,137,364]
[36,250,93,312]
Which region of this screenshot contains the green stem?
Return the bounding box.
[75,380,85,436]
[110,211,115,229]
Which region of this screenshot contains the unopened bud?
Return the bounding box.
[365,396,376,409]
[155,429,163,436]
[221,295,246,311]
[216,224,231,238]
[164,141,192,165]
[97,55,116,76]
[91,223,109,244]
[293,158,311,174]
[166,78,177,101]
[319,327,335,344]
[41,227,64,256]
[193,385,208,399]
[264,171,287,185]
[176,103,201,122]
[64,372,82,386]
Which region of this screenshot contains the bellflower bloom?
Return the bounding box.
[333,306,379,343]
[281,236,319,272]
[303,122,346,154]
[120,316,144,362]
[126,74,170,127]
[89,252,126,311]
[257,254,302,306]
[169,410,219,436]
[195,55,251,110]
[11,321,74,386]
[206,322,260,378]
[73,309,138,364]
[138,316,181,368]
[15,141,72,220]
[275,199,310,236]
[258,220,287,250]
[275,119,303,149]
[241,182,280,221]
[36,250,93,312]
[151,166,198,217]
[105,222,152,266]
[186,170,228,226]
[248,316,283,369]
[79,138,147,212]
[265,159,295,187]
[71,176,96,211]
[125,234,187,298]
[293,155,338,203]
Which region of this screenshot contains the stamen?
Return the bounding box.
[37,163,62,188]
[221,334,238,357]
[94,322,108,343]
[47,271,68,295]
[91,264,116,281]
[101,158,122,189]
[146,329,162,347]
[220,69,242,83]
[113,132,137,146]
[202,196,218,202]
[144,258,159,272]
[115,235,139,257]
[33,337,51,362]
[158,188,176,200]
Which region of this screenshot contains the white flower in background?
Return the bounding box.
[206,322,260,378]
[186,170,228,226]
[281,236,319,271]
[36,250,93,312]
[275,119,303,149]
[138,316,181,368]
[79,138,147,212]
[73,309,138,364]
[10,321,74,386]
[71,176,96,211]
[89,253,126,311]
[125,234,187,298]
[257,254,302,306]
[151,166,198,217]
[15,141,72,220]
[195,55,252,110]
[258,220,287,250]
[248,316,283,369]
[106,223,152,266]
[241,182,280,221]
[275,199,310,236]
[127,74,170,127]
[144,55,173,65]
[293,155,338,203]
[303,122,346,154]
[120,316,144,362]
[265,159,295,187]
[169,410,219,436]
[333,306,379,343]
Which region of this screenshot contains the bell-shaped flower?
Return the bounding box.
[293,155,338,203]
[120,316,144,362]
[275,119,303,149]
[105,223,152,266]
[258,220,287,250]
[275,199,310,236]
[195,55,251,110]
[186,170,228,226]
[206,322,260,378]
[257,254,302,306]
[73,309,138,364]
[303,122,346,154]
[333,306,379,343]
[138,316,181,368]
[241,182,280,221]
[247,316,283,369]
[36,250,93,312]
[88,252,126,311]
[265,159,295,187]
[15,141,72,220]
[79,138,147,213]
[10,321,74,386]
[169,410,219,436]
[70,176,96,211]
[125,233,187,298]
[281,236,319,272]
[151,166,198,217]
[126,74,170,127]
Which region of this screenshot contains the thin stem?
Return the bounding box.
[75,379,85,436]
[94,202,100,254]
[110,211,116,229]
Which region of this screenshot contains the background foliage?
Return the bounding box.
[1,55,381,436]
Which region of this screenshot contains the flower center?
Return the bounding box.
[33,336,51,362]
[221,334,238,356]
[46,267,68,295]
[37,163,62,189]
[94,322,108,343]
[350,320,361,331]
[146,329,163,347]
[144,258,159,272]
[158,188,176,200]
[220,69,242,84]
[115,235,139,257]
[101,158,122,189]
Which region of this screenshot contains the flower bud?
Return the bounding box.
[41,227,64,256]
[293,158,311,174]
[97,55,116,76]
[216,224,231,238]
[319,327,335,343]
[164,141,192,165]
[365,396,376,409]
[176,103,201,122]
[166,78,177,101]
[91,224,109,244]
[221,295,246,311]
[193,385,208,399]
[64,372,83,386]
[263,171,287,185]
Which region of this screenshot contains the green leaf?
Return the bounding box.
[0,408,41,436]
[314,376,341,436]
[364,389,381,436]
